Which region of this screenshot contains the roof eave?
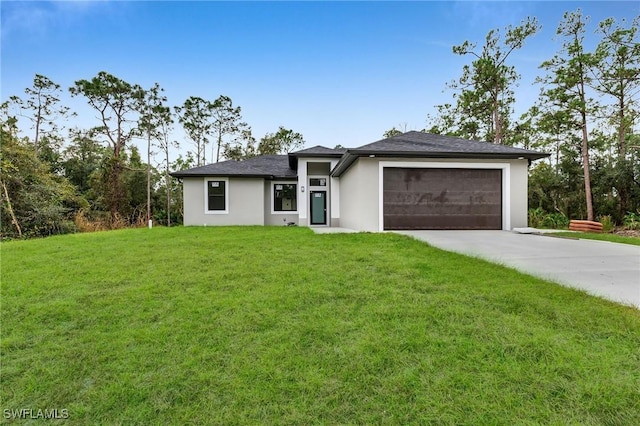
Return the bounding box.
[290,152,345,158]
[331,150,549,177]
[169,172,295,179]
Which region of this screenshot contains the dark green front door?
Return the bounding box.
[310,191,327,225]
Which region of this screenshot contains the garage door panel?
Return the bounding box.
[384,203,501,216]
[383,168,502,230]
[385,214,501,230]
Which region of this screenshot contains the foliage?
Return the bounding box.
[138,83,173,224]
[623,211,640,230]
[598,215,615,233]
[523,12,639,224]
[0,130,82,239]
[225,126,305,160]
[527,208,569,229]
[430,18,540,144]
[538,10,597,221]
[223,128,257,161]
[383,127,403,138]
[257,126,305,155]
[591,16,640,218]
[174,96,213,166]
[69,71,145,222]
[9,74,72,155]
[3,227,639,423]
[211,95,247,163]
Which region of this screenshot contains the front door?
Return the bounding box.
[310,191,327,225]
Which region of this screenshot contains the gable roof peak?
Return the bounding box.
[290,145,347,156]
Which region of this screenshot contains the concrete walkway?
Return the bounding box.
[311,227,358,234]
[397,230,640,309]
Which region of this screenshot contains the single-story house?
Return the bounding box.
[171,131,549,231]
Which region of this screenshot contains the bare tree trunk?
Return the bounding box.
[580,111,594,221]
[493,84,502,144]
[216,133,222,163]
[147,131,151,225]
[34,105,42,156]
[617,92,629,218]
[1,177,22,238]
[165,143,171,227]
[579,68,594,221]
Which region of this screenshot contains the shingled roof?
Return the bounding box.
[290,145,346,157]
[331,131,549,176]
[170,155,296,178]
[171,132,549,179]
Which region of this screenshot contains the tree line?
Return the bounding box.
[422,10,639,227]
[0,73,304,239]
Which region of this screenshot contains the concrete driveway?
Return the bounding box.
[396,230,640,309]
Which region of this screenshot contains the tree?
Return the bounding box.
[0,100,19,137]
[224,128,257,161]
[138,83,173,225]
[175,96,213,167]
[10,74,72,156]
[1,129,81,239]
[62,129,108,195]
[257,126,304,155]
[168,153,196,224]
[70,71,144,223]
[383,127,403,138]
[211,95,246,162]
[431,18,540,144]
[591,16,640,217]
[537,10,597,220]
[155,114,177,227]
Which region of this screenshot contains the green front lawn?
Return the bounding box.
[2,227,639,424]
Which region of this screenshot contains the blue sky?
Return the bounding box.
[2,1,639,158]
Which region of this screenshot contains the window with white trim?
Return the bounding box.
[273,183,297,212]
[206,179,227,212]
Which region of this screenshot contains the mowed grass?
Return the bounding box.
[2,227,639,424]
[553,231,640,246]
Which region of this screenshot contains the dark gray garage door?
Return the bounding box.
[383,168,502,230]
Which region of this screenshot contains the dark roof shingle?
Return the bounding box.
[170,155,296,178]
[290,145,347,157]
[331,131,549,176]
[353,131,547,157]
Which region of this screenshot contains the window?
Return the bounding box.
[207,180,227,212]
[273,183,297,212]
[309,178,327,186]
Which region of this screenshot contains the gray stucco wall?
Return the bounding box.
[339,158,380,232]
[338,157,530,231]
[509,160,529,228]
[183,177,264,226]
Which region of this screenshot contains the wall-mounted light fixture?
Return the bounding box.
[301,185,305,193]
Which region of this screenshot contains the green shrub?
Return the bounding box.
[529,208,569,229]
[597,215,614,233]
[623,211,640,230]
[541,212,569,229]
[527,208,545,228]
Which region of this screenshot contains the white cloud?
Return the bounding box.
[451,1,533,30]
[1,0,112,43]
